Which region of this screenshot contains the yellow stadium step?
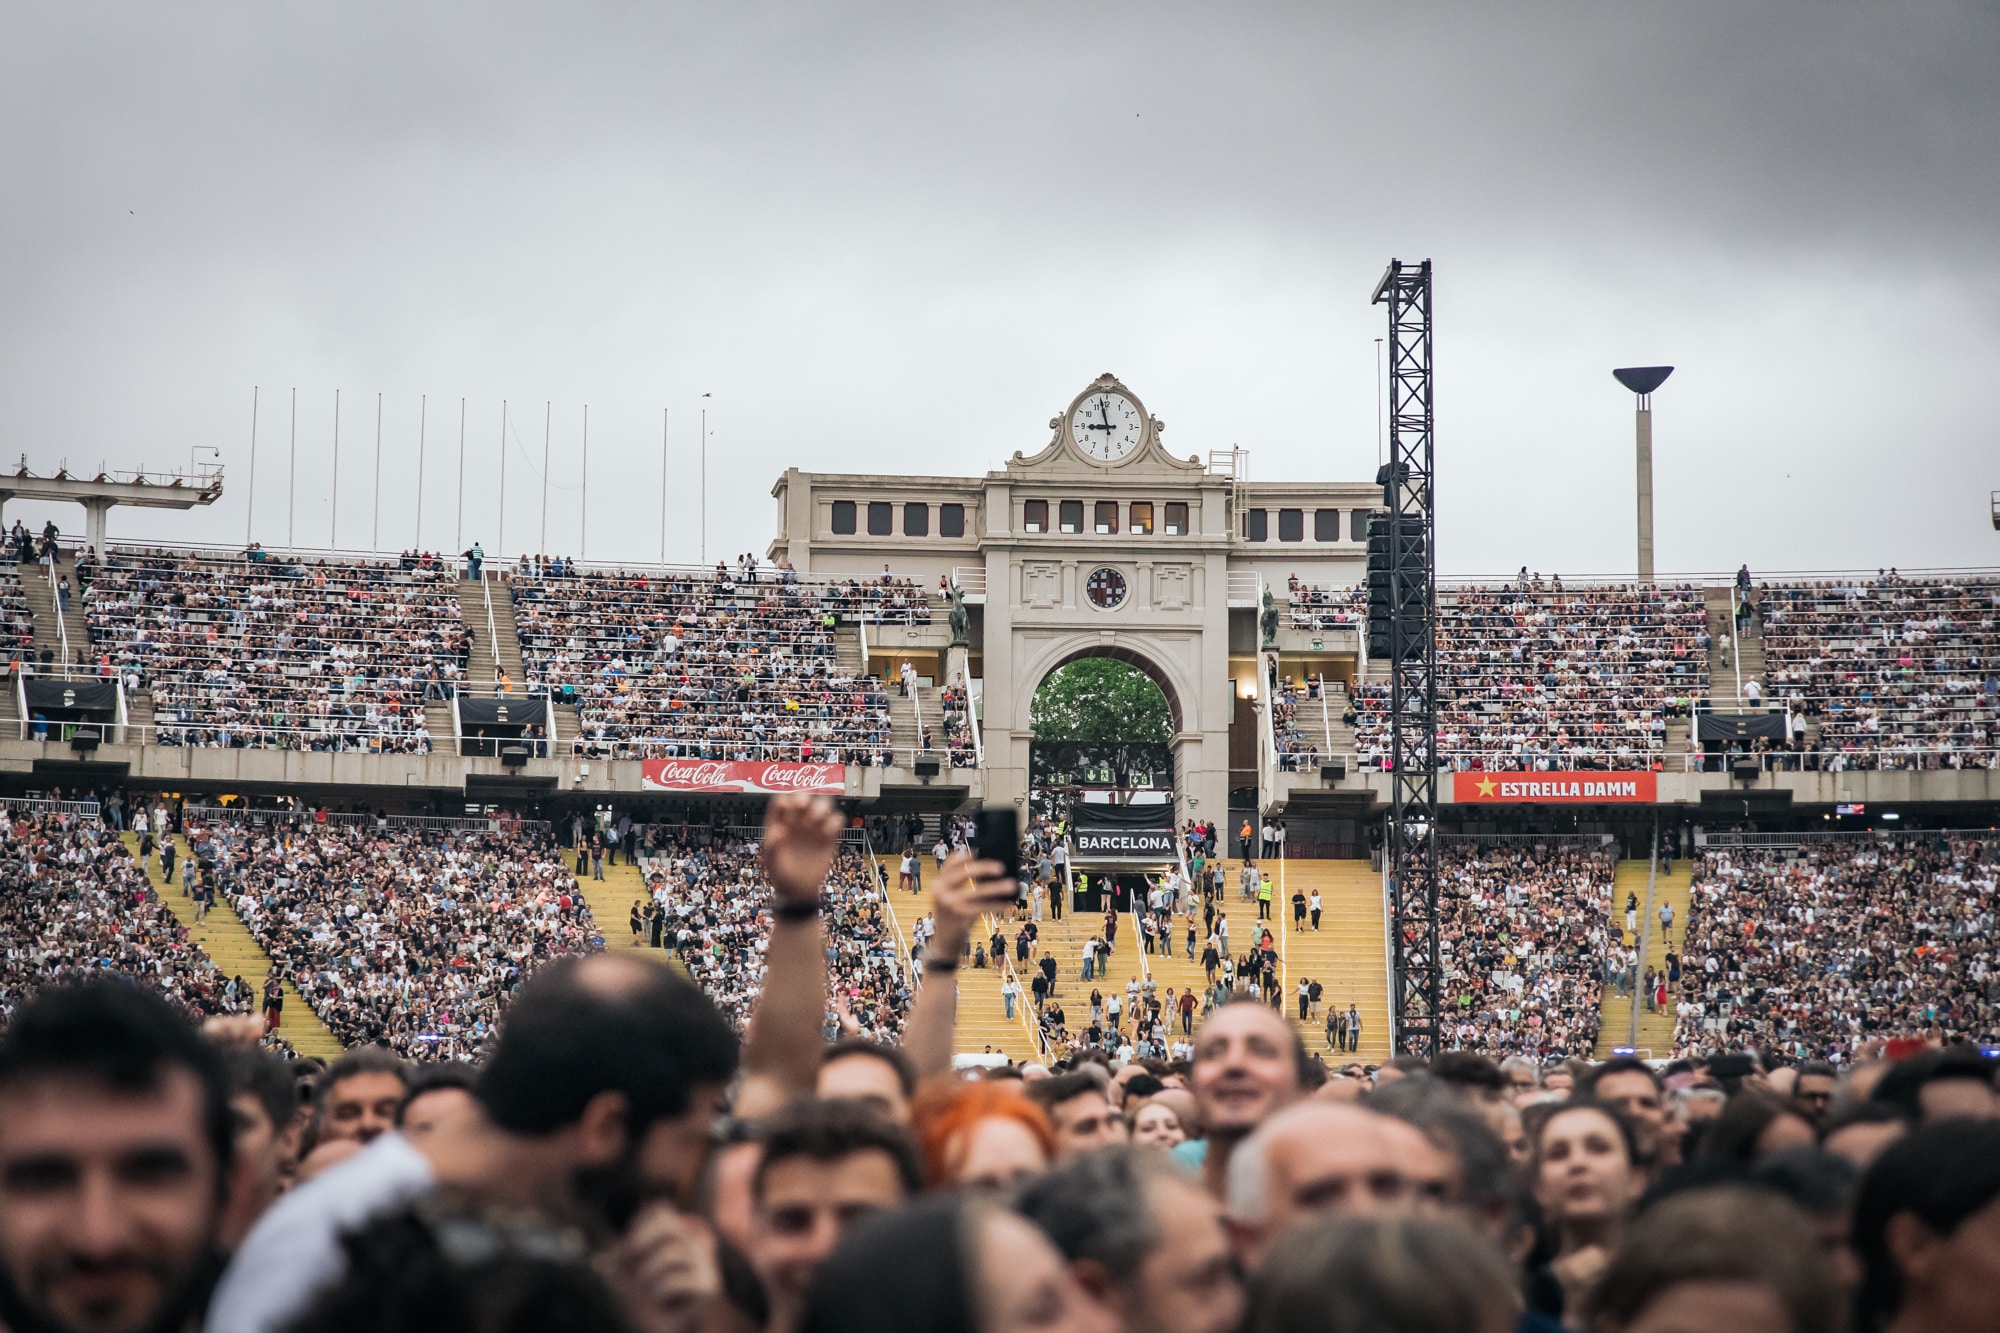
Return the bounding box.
[574,852,651,952]
[875,853,1038,1062]
[1594,859,1694,1059]
[1250,858,1393,1064]
[125,834,344,1061]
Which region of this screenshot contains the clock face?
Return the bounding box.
[1072,391,1143,462]
[1085,566,1129,610]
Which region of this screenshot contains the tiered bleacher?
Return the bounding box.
[0,804,250,1024]
[1340,577,1707,770]
[199,810,594,1060]
[511,563,902,764]
[1759,572,2000,770]
[1674,836,1999,1060]
[82,546,468,751]
[639,828,908,1040]
[1438,839,1614,1059]
[0,564,36,664]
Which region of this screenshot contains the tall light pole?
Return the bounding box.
[1614,366,1673,584]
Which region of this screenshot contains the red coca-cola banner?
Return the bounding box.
[640,759,847,795]
[1453,771,1657,804]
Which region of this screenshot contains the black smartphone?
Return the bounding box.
[973,806,1023,896]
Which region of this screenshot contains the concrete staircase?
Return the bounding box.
[1221,858,1393,1062]
[124,834,343,1060]
[459,575,525,697]
[424,700,459,754]
[21,552,91,673]
[1594,859,1694,1059]
[1703,586,1769,711]
[573,853,648,953]
[875,854,1036,1060]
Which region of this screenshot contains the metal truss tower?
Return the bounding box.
[1371,258,1441,1057]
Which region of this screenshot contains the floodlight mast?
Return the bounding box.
[1374,259,1440,1059]
[1613,366,1674,584]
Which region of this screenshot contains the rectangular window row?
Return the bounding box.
[1243,508,1364,543]
[1021,500,1188,536]
[830,501,967,538]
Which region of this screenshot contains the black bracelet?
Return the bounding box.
[773,897,822,922]
[924,956,960,973]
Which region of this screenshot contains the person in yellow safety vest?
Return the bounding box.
[1257,872,1274,921]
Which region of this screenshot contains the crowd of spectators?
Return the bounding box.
[1675,836,1998,1061]
[2,790,1998,1333]
[0,562,36,663]
[0,805,252,1024]
[635,827,910,1041]
[1759,572,2000,771]
[1439,839,1615,1060]
[196,812,596,1060]
[1284,574,1363,631]
[1350,578,1708,771]
[510,562,900,765]
[1267,668,1329,771]
[81,545,468,751]
[937,676,979,768]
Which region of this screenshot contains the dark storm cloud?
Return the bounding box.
[0,2,1994,573]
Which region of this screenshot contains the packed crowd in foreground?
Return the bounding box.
[0,792,1993,1333]
[1439,840,1615,1060]
[1675,834,1999,1060]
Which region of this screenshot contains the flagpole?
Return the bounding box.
[540,400,550,556]
[498,400,508,555]
[372,392,383,551]
[245,386,258,544]
[659,408,668,564]
[580,404,589,559]
[288,387,296,548]
[331,388,340,547]
[416,395,427,549]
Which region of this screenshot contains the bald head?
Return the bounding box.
[1226,1102,1424,1270]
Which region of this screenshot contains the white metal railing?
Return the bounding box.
[1696,828,2000,849]
[1725,587,1745,708]
[1227,570,1262,607]
[983,908,1047,1057]
[967,676,985,766]
[950,567,987,597]
[858,616,869,676]
[1318,674,1334,754]
[481,571,502,696]
[2,796,102,817]
[13,672,24,740]
[909,671,928,755]
[1256,654,1278,810]
[863,827,912,988]
[115,676,129,744]
[181,803,551,834]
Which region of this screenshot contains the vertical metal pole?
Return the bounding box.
[416,395,427,549]
[580,404,588,559]
[288,387,296,548]
[540,400,550,555]
[372,392,383,551]
[1631,813,1660,1050]
[246,386,258,544]
[498,400,508,554]
[1636,400,1655,584]
[660,409,669,564]
[455,398,465,551]
[331,388,340,548]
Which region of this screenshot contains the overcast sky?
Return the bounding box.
[2,2,1995,577]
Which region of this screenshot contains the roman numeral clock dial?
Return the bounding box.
[1071,391,1143,462]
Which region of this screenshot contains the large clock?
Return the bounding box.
[1085,566,1129,610]
[1072,391,1143,462]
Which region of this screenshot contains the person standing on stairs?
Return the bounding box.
[1346,1003,1361,1053]
[1625,892,1638,938]
[1309,889,1322,930]
[590,835,604,880]
[1658,898,1675,949]
[1002,974,1019,1021]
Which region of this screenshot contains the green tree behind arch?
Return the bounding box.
[1030,658,1172,745]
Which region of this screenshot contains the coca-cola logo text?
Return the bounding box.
[642,760,846,794]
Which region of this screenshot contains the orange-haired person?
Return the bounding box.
[912,1079,1057,1191]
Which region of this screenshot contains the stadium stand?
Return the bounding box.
[80,545,468,751]
[1439,839,1614,1060]
[1758,572,2000,770]
[509,563,902,764]
[0,803,253,1025]
[197,810,595,1060]
[1674,835,1999,1060]
[1339,577,1708,771]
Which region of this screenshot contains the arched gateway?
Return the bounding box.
[769,373,1378,826]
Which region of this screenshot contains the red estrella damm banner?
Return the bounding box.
[1452,771,1657,804]
[640,760,847,796]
